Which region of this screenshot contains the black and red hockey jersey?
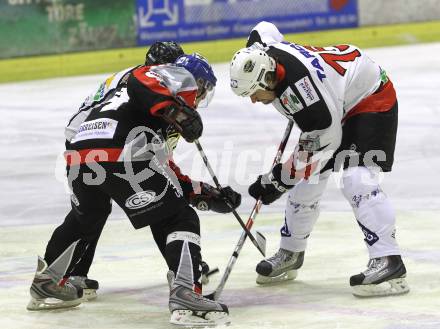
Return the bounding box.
[64,64,200,197]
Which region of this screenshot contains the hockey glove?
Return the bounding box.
[248,163,294,205]
[190,183,241,213]
[161,104,203,143]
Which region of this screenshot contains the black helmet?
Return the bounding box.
[145,41,184,65]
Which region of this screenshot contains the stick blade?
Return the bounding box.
[206,267,220,277]
[256,231,266,256]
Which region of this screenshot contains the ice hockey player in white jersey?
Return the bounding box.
[27,51,241,327]
[229,21,409,297]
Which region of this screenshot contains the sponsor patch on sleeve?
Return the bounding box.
[280,87,304,114]
[294,76,320,107]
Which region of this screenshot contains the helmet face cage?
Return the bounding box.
[145,41,184,65]
[230,44,276,97]
[175,53,217,108]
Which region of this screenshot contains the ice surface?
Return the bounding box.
[1,43,440,328]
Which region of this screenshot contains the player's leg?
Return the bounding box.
[339,103,409,297]
[28,165,111,310]
[44,210,103,302]
[99,162,229,326]
[27,243,84,311]
[65,195,108,300]
[159,206,229,326]
[256,169,331,284]
[46,179,110,300]
[149,224,216,285]
[341,166,408,297]
[66,234,101,301]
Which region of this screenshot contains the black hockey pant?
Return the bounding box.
[44,162,202,286]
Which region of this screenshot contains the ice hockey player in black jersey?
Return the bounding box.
[229,21,409,297]
[27,50,239,326]
[57,41,214,301]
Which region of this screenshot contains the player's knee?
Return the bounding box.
[288,185,320,205]
[286,197,320,219]
[341,166,382,206]
[287,170,330,205]
[73,204,111,236]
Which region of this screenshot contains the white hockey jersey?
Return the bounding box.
[248,22,396,177]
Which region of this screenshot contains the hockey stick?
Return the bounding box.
[204,120,294,301]
[194,139,267,257]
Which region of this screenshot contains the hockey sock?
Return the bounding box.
[341,166,401,258]
[44,210,106,276]
[280,170,330,252]
[44,211,84,266]
[165,231,202,292]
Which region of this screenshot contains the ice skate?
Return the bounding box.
[167,271,230,327]
[350,255,410,297]
[27,257,83,311]
[67,276,99,301]
[256,249,304,284]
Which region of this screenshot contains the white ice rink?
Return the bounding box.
[1,43,440,329]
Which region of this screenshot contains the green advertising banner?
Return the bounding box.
[0,0,136,59]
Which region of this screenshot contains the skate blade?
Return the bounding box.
[26,297,82,311]
[170,309,230,327]
[83,289,97,301]
[256,270,297,285]
[352,277,410,297]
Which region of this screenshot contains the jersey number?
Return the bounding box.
[304,45,361,76]
[100,90,129,112]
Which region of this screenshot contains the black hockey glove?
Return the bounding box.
[248,163,294,205]
[190,183,241,213]
[161,104,203,143]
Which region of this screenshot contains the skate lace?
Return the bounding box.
[56,282,78,294]
[364,257,386,276]
[267,249,293,267]
[189,289,213,303]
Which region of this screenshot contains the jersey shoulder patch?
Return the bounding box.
[294,76,320,106]
[280,86,304,114]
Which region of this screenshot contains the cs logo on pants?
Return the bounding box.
[125,191,156,209]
